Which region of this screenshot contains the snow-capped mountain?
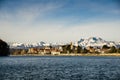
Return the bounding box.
[78,37,120,48]
[9,41,49,49]
[9,37,120,49]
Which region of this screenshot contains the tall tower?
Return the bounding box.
[70,42,73,49]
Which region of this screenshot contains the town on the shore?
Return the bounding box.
[1,37,120,56]
[9,37,120,56]
[10,43,120,56]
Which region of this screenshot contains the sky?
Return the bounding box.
[0,0,120,43]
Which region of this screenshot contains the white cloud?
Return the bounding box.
[16,3,61,23]
[0,18,120,43]
[0,2,63,24]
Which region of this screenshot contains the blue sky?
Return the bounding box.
[0,0,120,43]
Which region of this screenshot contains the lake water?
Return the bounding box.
[0,56,120,80]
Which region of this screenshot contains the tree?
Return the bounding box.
[109,46,117,53]
[0,39,10,56]
[117,48,120,53]
[61,44,74,53]
[77,46,82,53]
[61,45,67,53]
[102,45,110,49]
[66,45,70,52]
[81,48,88,53]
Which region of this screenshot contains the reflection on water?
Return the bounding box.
[0,56,120,80]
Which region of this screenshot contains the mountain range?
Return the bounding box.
[8,37,120,49]
[78,37,120,48]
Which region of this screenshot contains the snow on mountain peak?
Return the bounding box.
[9,37,120,49]
[9,41,48,49]
[88,37,104,42]
[78,37,109,48]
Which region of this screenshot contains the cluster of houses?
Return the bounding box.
[10,45,62,55]
[10,42,120,55]
[27,46,61,55]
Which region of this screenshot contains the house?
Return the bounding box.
[28,48,38,54]
[51,48,60,55]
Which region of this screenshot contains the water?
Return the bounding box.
[0,56,120,80]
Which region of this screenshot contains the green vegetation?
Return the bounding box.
[102,45,110,49]
[77,46,82,53]
[117,48,120,53]
[81,48,88,53]
[108,46,117,53]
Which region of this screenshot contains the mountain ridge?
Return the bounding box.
[8,37,120,49]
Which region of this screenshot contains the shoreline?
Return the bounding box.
[10,53,120,57]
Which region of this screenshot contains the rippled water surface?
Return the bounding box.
[0,56,120,80]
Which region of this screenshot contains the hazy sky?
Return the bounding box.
[0,0,120,43]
